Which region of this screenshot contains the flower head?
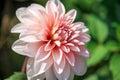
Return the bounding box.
[11,0,90,80]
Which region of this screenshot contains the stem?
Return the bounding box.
[21,57,29,73]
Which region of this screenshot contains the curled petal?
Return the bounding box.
[16,7,37,24]
[50,0,59,6]
[12,40,39,57]
[73,55,87,75]
[27,58,34,79]
[19,28,48,42]
[33,56,53,77]
[28,4,48,25]
[54,56,65,74]
[68,68,74,80]
[11,23,27,33]
[80,27,89,33]
[57,0,65,16]
[70,22,84,30]
[30,4,45,12]
[61,45,70,53]
[65,9,77,23]
[27,58,46,80]
[28,4,46,17]
[76,45,90,58]
[45,67,57,80]
[71,22,88,33]
[35,45,51,62]
[19,33,41,42]
[54,40,61,47]
[68,33,79,41]
[77,33,91,43]
[65,51,75,66]
[46,0,57,18]
[31,74,45,80]
[54,62,70,80]
[52,48,63,64]
[69,44,80,52]
[44,41,55,51]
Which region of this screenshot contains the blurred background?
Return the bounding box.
[0,0,120,80]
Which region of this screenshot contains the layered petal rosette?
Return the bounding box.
[11,0,90,80]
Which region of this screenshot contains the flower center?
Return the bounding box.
[53,24,72,42]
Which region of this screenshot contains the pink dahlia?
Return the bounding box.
[11,0,90,80]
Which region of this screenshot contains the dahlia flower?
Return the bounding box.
[11,0,90,80]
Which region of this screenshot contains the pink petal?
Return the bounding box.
[35,45,51,62]
[77,33,90,43]
[73,39,80,43]
[30,3,45,10]
[54,40,61,46]
[70,39,85,45]
[80,27,89,33]
[11,23,27,33]
[27,58,46,80]
[65,9,76,23]
[52,48,63,64]
[45,67,57,80]
[77,45,90,58]
[66,43,74,46]
[16,7,38,24]
[68,69,74,80]
[54,56,65,74]
[68,33,79,41]
[27,4,48,26]
[33,56,53,77]
[32,74,45,80]
[57,0,65,17]
[71,22,88,33]
[19,33,41,42]
[73,55,87,75]
[69,44,80,52]
[12,40,39,57]
[61,45,70,53]
[46,0,57,18]
[54,63,70,80]
[19,27,48,42]
[50,0,59,6]
[70,22,84,31]
[44,40,55,51]
[26,58,34,79]
[65,51,75,66]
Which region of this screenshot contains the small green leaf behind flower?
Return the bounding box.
[84,14,109,43]
[87,44,109,67]
[5,72,27,80]
[110,53,120,80]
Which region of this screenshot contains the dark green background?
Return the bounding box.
[0,0,120,80]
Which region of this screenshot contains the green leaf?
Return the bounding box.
[84,74,99,80]
[110,53,120,80]
[116,24,120,42]
[78,0,95,10]
[6,72,27,80]
[75,0,101,11]
[105,40,120,52]
[86,41,97,54]
[97,65,112,80]
[115,4,120,22]
[84,14,109,43]
[95,6,107,19]
[87,44,108,67]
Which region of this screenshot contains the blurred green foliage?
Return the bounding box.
[0,0,120,80]
[6,72,27,80]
